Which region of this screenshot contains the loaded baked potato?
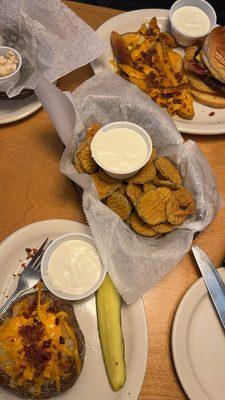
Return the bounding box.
[0,287,85,398]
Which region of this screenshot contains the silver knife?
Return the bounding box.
[192,245,225,330]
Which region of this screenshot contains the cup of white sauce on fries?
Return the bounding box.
[170,0,216,47]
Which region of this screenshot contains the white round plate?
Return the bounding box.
[172,268,225,400]
[92,9,225,135]
[0,219,148,400]
[0,94,41,124]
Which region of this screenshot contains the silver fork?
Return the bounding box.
[0,238,51,317]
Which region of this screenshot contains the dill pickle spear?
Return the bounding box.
[96,275,126,391]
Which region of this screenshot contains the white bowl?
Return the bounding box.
[169,0,217,47]
[0,46,22,92]
[41,233,106,301]
[91,121,153,179]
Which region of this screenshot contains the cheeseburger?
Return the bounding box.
[184,26,225,108]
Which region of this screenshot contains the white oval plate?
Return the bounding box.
[0,94,41,124]
[92,9,225,135]
[172,268,225,400]
[0,219,148,400]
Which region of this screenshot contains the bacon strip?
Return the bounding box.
[183,61,208,75]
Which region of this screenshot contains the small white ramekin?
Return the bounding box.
[169,0,217,47]
[0,46,22,92]
[91,121,152,180]
[41,233,106,301]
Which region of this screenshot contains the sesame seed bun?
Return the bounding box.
[202,26,225,84]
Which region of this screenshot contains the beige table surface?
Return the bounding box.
[1,2,225,399]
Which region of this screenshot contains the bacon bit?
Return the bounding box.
[19,322,44,343]
[24,344,51,367]
[21,263,26,268]
[42,339,51,349]
[55,317,59,326]
[183,61,207,75]
[22,312,30,319]
[13,274,16,277]
[59,336,65,344]
[47,304,57,313]
[28,298,38,314]
[209,112,215,117]
[25,248,32,253]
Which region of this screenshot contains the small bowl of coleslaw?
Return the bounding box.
[0,46,22,92]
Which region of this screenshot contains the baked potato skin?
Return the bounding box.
[0,291,85,399]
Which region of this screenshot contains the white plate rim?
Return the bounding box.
[0,218,148,400]
[0,96,42,125]
[172,267,225,400]
[92,8,225,136]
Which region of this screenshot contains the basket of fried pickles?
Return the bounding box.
[74,123,195,238]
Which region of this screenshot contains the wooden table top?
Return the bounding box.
[1,2,225,399]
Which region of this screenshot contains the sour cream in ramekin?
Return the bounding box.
[91,121,152,179]
[41,233,106,300]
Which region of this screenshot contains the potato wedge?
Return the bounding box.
[183,45,199,63]
[110,31,131,65]
[119,64,146,80]
[149,17,160,36]
[122,32,145,50]
[177,89,195,119]
[167,49,182,73]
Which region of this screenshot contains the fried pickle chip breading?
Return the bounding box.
[80,139,98,174]
[150,147,157,161]
[152,176,179,190]
[152,222,174,234]
[154,157,181,185]
[143,183,156,191]
[130,211,156,237]
[137,187,172,225]
[74,152,85,174]
[116,183,127,195]
[98,169,123,183]
[128,160,156,184]
[85,123,101,140]
[166,187,195,225]
[126,183,143,206]
[91,173,122,200]
[106,193,132,221]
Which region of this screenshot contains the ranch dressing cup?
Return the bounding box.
[169,0,216,47]
[91,121,152,179]
[41,233,106,300]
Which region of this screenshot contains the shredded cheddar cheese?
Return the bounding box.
[0,287,81,397]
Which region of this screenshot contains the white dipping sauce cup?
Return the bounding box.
[0,46,22,92]
[91,121,152,180]
[41,233,106,301]
[169,0,217,47]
